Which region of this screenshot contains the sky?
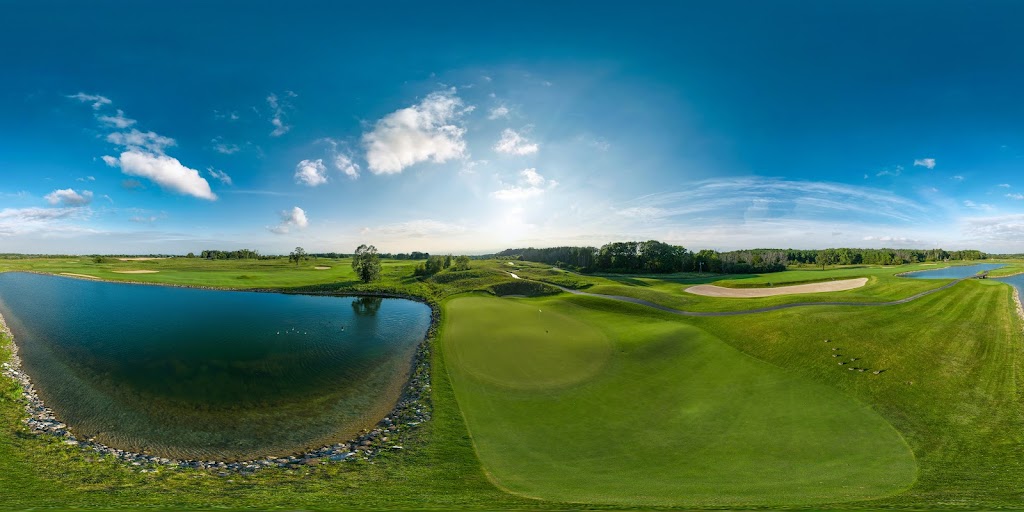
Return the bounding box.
[4,1,1024,255]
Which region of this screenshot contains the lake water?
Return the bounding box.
[901,263,1005,279]
[0,272,431,461]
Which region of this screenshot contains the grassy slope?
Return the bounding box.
[688,279,1024,507]
[511,263,953,312]
[442,294,917,507]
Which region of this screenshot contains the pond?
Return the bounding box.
[900,263,1005,279]
[0,272,431,461]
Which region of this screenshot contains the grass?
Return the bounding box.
[442,294,916,507]
[0,257,1022,509]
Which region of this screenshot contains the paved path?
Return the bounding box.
[545,277,969,317]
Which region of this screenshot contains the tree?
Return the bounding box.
[454,255,471,271]
[352,244,382,283]
[289,246,307,266]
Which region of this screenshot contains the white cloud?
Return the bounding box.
[76,175,95,182]
[97,109,136,128]
[963,200,994,211]
[492,168,557,201]
[913,158,936,169]
[294,159,328,186]
[268,206,308,234]
[1007,193,1024,200]
[107,150,217,200]
[211,137,240,154]
[522,168,545,186]
[999,183,1011,188]
[876,165,903,177]
[861,235,926,245]
[952,175,965,181]
[101,155,118,166]
[362,89,468,174]
[106,129,176,154]
[207,168,232,185]
[44,188,93,206]
[494,128,538,155]
[963,214,1024,243]
[488,106,510,120]
[334,153,360,179]
[67,92,111,110]
[267,92,295,137]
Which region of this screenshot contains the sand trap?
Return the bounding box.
[508,272,521,279]
[314,266,331,270]
[685,278,868,298]
[117,257,166,261]
[60,273,99,279]
[112,270,160,274]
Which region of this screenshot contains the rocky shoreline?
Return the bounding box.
[0,286,439,475]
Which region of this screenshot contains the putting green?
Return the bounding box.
[444,297,612,389]
[443,295,917,507]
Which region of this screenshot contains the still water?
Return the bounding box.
[901,263,1005,279]
[0,272,431,461]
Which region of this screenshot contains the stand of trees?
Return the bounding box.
[199,249,267,260]
[495,241,987,275]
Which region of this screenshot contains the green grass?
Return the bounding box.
[1,257,1023,509]
[442,294,917,507]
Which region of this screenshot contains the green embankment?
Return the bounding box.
[442,295,917,507]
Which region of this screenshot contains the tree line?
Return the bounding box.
[494,241,987,274]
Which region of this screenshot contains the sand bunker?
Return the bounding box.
[112,270,160,274]
[59,273,99,279]
[117,257,166,261]
[685,278,868,298]
[314,266,331,270]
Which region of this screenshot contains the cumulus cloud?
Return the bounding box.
[492,168,558,201]
[45,188,93,206]
[106,129,176,154]
[488,106,510,120]
[913,158,936,169]
[106,151,217,200]
[76,175,95,182]
[1007,193,1024,200]
[67,92,111,110]
[268,206,308,234]
[861,235,926,245]
[963,214,1024,243]
[294,159,328,186]
[362,89,468,174]
[267,91,296,137]
[334,153,360,179]
[999,183,1011,188]
[876,165,903,177]
[494,128,539,155]
[97,109,136,128]
[207,168,232,185]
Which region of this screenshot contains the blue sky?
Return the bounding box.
[4,1,1024,254]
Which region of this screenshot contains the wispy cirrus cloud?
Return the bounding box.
[614,177,932,224]
[267,91,296,137]
[66,92,111,110]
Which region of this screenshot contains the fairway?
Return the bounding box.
[443,295,917,507]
